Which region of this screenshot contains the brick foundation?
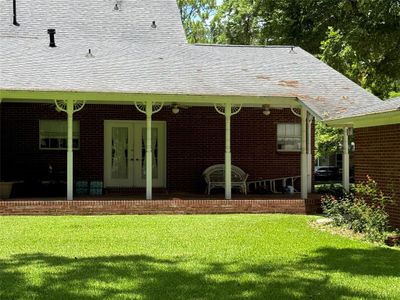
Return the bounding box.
[0,198,321,216]
[354,124,400,228]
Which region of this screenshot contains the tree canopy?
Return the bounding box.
[177,0,217,43]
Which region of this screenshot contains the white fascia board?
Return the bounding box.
[0,89,299,107]
[325,111,400,128]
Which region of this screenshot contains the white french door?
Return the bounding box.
[104,121,166,188]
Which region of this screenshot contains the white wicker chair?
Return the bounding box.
[202,164,249,195]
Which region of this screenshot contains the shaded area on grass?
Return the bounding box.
[1,247,399,299]
[302,247,400,277]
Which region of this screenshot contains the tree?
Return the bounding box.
[212,0,335,51]
[318,0,400,98]
[315,122,343,160]
[177,0,217,43]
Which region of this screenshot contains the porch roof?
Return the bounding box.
[337,97,400,118]
[325,97,400,128]
[0,38,384,121]
[0,0,386,122]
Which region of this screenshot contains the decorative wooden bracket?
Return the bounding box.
[135,102,163,114]
[214,104,242,116]
[55,100,85,113]
[290,106,301,117]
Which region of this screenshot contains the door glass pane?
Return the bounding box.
[294,124,301,136]
[277,124,285,136]
[111,127,128,179]
[141,128,159,179]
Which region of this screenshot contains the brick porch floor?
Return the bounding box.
[0,193,322,216]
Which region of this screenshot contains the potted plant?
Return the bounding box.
[0,177,22,199]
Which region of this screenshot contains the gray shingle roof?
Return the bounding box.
[332,97,400,119]
[0,0,186,43]
[0,0,387,122]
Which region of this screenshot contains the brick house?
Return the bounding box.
[326,98,400,227]
[0,0,393,204]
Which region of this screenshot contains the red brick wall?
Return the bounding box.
[0,198,321,215]
[354,124,400,228]
[1,103,304,192]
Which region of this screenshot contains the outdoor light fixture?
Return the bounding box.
[151,21,157,29]
[262,104,271,116]
[339,141,355,151]
[171,104,180,114]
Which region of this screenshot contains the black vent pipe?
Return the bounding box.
[48,29,56,47]
[13,0,20,26]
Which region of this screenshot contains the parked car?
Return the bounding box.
[314,166,339,180]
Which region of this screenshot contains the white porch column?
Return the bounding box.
[214,103,241,200]
[225,103,232,200]
[145,101,153,200]
[66,100,74,201]
[54,100,85,201]
[307,114,313,193]
[301,107,308,199]
[134,101,163,200]
[342,127,350,192]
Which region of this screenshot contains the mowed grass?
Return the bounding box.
[0,214,399,299]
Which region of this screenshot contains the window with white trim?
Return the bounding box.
[277,123,301,152]
[39,120,80,150]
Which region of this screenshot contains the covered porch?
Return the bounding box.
[0,90,352,202]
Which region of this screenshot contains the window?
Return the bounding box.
[277,123,301,152]
[39,120,80,150]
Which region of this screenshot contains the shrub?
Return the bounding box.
[316,183,347,198]
[321,194,352,226]
[321,177,392,243]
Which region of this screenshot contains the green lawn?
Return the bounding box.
[0,215,399,299]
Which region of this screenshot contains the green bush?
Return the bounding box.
[315,183,355,198]
[321,176,392,243]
